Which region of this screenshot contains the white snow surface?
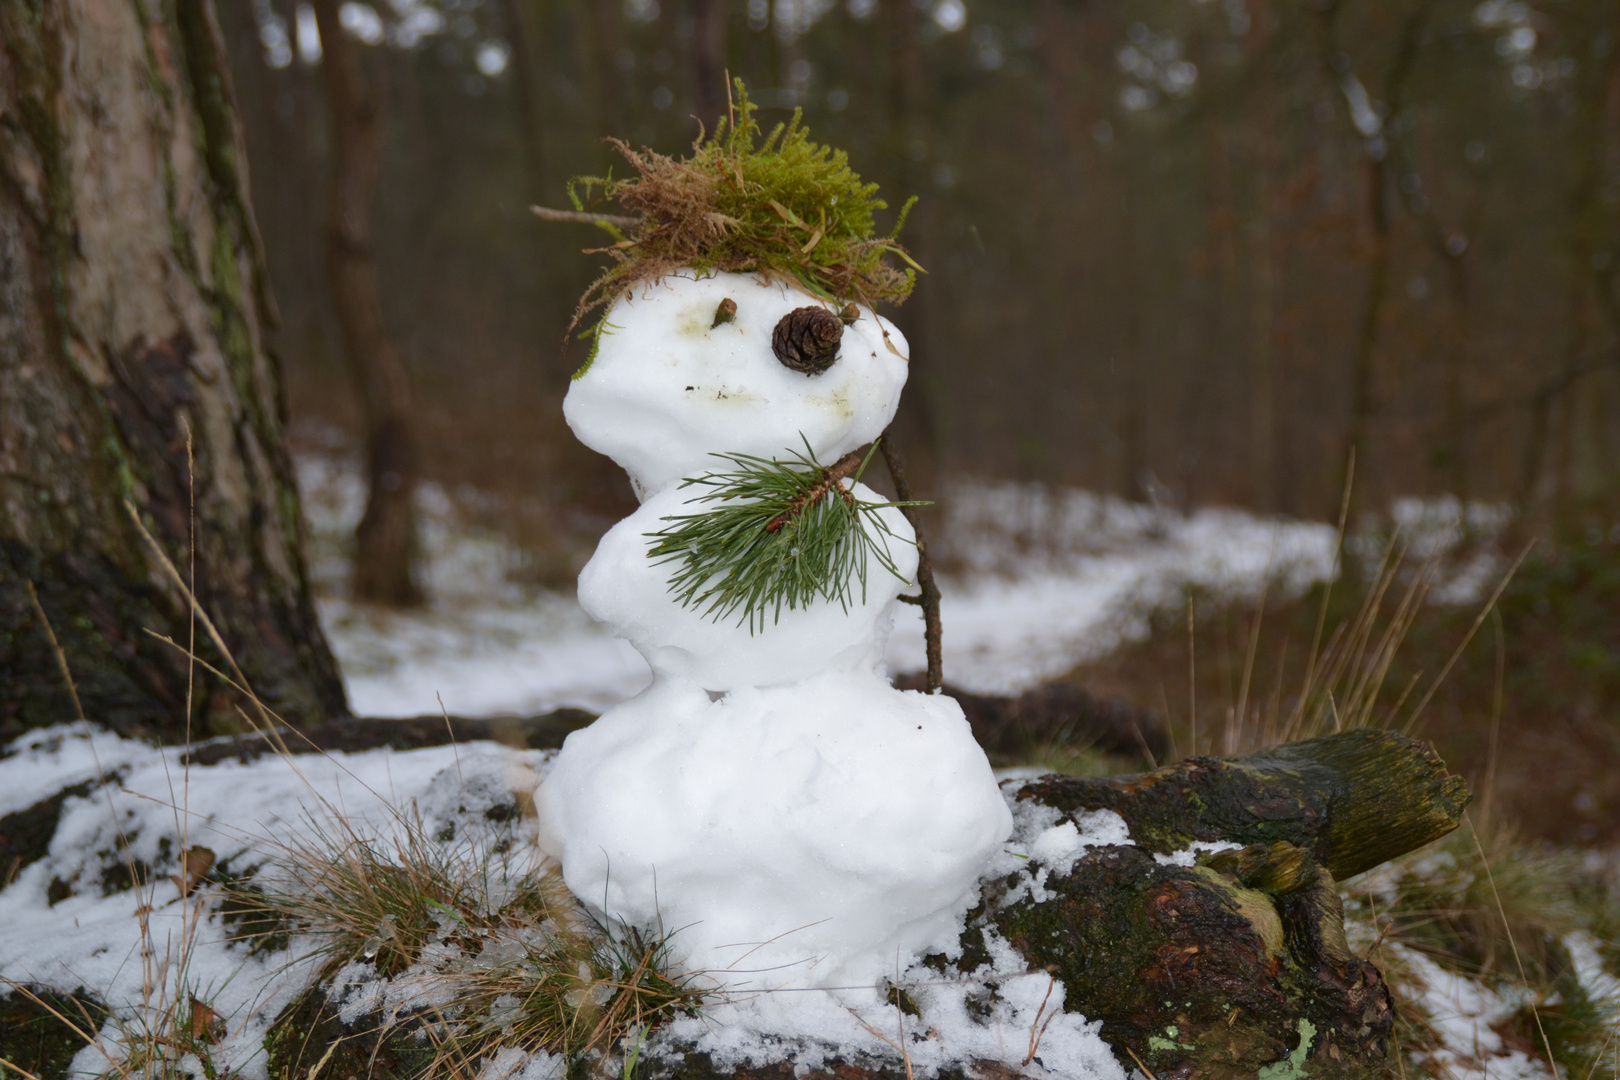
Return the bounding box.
[299,454,651,719]
[0,723,549,1080]
[302,457,1350,718]
[1151,840,1244,868]
[577,482,916,689]
[1390,946,1553,1080]
[536,669,1011,989]
[0,724,1131,1078]
[563,271,909,499]
[644,785,1132,1080]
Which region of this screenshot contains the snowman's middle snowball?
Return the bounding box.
[578,480,916,690]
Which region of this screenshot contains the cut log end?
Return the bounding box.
[1017,727,1471,879]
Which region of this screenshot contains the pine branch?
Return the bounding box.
[765,450,864,532]
[645,440,926,633]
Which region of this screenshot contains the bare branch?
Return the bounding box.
[530,205,641,227]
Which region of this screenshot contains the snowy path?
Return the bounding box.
[302,458,1342,717]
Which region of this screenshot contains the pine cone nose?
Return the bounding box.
[772,306,844,375]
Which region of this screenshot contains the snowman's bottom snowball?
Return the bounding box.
[535,670,1012,989]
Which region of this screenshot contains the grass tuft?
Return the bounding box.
[563,79,919,340]
[251,806,709,1072]
[1345,822,1620,1078]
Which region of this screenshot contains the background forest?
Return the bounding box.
[210,0,1620,847]
[226,0,1620,524]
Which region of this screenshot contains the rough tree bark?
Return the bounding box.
[310,0,424,606]
[0,0,348,740]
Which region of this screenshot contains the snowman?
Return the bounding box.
[535,269,1010,992]
[532,95,1011,993]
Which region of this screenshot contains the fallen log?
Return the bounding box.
[961,727,1470,1079]
[1017,726,1471,880]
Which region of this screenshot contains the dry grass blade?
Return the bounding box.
[1466,813,1558,1074]
[1400,539,1534,734]
[124,499,276,733]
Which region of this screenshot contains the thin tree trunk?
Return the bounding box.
[1118,182,1148,500]
[310,0,423,606]
[1325,0,1433,512]
[1518,40,1617,512]
[1247,155,1276,511]
[689,0,727,133]
[501,0,547,205]
[0,0,348,739]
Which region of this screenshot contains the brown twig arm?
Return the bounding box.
[879,433,943,694]
[530,205,642,228]
[764,450,866,533]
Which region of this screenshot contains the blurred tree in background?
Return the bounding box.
[220,0,1620,552]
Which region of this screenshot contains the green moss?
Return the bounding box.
[566,79,918,336]
[571,318,616,380]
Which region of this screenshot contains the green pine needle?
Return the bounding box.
[645,440,925,632]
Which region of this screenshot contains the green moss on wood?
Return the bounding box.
[1018,729,1470,879]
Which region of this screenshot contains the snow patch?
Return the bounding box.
[1153,840,1244,868]
[0,724,550,1080]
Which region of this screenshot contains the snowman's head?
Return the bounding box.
[563,270,910,499]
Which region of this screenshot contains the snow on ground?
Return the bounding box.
[0,723,550,1080]
[1387,946,1552,1080]
[0,724,1125,1079]
[304,458,1380,715]
[301,457,650,717]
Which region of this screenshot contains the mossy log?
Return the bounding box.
[968,728,1470,1080]
[1018,727,1472,880]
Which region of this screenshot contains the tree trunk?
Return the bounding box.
[310,0,423,607]
[500,0,547,206]
[0,0,348,741]
[688,0,728,134]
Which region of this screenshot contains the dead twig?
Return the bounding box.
[879,431,943,693]
[531,204,641,228]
